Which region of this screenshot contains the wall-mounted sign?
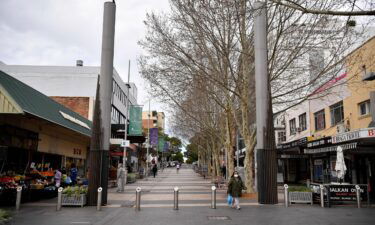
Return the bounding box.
[60,111,91,130]
[121,140,130,147]
[332,128,375,143]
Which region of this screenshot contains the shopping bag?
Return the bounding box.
[227,194,233,205]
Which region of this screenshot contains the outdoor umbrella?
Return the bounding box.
[335,146,347,181]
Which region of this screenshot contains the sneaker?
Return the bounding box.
[237,207,241,210]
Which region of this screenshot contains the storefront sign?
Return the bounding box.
[332,128,375,143]
[304,142,357,154]
[328,185,368,201]
[307,137,332,148]
[280,154,308,159]
[110,151,125,157]
[278,137,309,150]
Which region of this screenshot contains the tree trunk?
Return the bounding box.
[225,110,235,178]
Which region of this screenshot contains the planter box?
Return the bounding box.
[62,194,86,207]
[289,192,313,205]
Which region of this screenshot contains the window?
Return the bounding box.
[358,100,370,116]
[298,113,307,131]
[289,118,296,135]
[277,131,286,144]
[314,110,326,131]
[330,101,344,126]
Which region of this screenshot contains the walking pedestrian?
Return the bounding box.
[117,163,125,192]
[54,167,62,188]
[152,164,158,178]
[176,163,180,174]
[227,171,246,210]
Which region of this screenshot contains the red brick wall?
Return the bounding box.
[51,96,90,119]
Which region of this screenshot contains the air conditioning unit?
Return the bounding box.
[336,124,346,133]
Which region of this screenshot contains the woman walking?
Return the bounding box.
[227,171,246,210]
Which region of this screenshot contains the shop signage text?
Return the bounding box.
[329,185,368,201]
[332,128,375,143]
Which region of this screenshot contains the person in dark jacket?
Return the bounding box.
[152,164,158,178]
[227,171,246,210]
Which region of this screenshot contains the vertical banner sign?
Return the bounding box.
[150,128,158,146]
[129,106,142,135]
[158,137,165,152]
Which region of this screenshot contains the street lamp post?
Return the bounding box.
[147,100,151,178]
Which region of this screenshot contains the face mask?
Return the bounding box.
[234,174,238,177]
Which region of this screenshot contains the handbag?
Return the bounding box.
[227,194,233,205]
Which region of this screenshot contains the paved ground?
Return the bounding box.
[5,165,375,225]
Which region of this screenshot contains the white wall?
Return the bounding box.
[284,101,311,142]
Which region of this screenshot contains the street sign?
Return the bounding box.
[121,140,130,147]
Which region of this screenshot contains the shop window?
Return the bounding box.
[289,118,296,135]
[298,113,307,131]
[330,101,344,126]
[277,131,286,144]
[314,109,326,131]
[358,100,370,116]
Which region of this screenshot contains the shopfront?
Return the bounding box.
[277,137,311,184]
[0,71,92,204]
[304,128,375,202]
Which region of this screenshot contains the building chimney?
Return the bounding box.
[76,60,83,67]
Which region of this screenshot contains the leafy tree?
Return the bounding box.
[172,152,184,163]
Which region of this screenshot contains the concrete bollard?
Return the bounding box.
[174,187,179,210]
[57,187,63,211]
[211,186,217,209]
[16,186,22,211]
[355,185,361,208]
[97,187,103,211]
[135,187,141,211]
[320,185,324,208]
[284,184,288,208]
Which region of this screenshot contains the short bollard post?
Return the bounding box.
[355,185,361,208]
[211,186,217,209]
[57,187,63,211]
[16,186,22,211]
[97,187,103,211]
[173,187,179,210]
[284,184,288,208]
[320,185,324,208]
[135,187,141,211]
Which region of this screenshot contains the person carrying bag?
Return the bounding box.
[227,170,246,210]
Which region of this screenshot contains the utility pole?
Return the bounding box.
[254,1,278,204]
[123,60,131,186]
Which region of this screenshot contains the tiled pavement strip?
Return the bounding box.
[106,165,261,208]
[9,165,375,225]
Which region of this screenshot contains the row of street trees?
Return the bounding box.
[138,0,374,193]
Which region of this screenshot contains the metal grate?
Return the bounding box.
[207,216,231,220]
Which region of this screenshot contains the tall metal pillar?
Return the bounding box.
[254,1,278,204]
[99,1,116,205]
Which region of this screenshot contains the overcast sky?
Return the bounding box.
[0,0,172,130]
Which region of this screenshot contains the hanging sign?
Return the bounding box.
[128,106,143,135]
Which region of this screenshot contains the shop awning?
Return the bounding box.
[0,71,92,136]
[304,142,357,154]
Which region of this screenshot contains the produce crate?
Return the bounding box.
[61,194,86,207]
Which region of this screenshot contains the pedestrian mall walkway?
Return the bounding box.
[107,165,258,208]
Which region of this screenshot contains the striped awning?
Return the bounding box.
[304,142,357,154]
